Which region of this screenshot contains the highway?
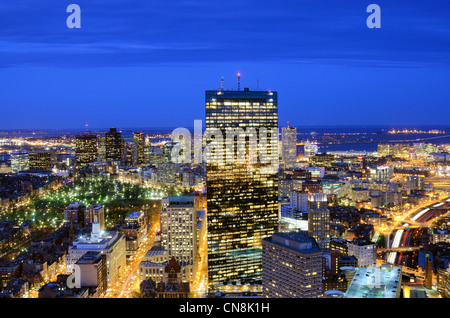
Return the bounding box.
[382,195,450,265]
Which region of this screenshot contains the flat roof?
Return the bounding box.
[126,211,144,219]
[76,251,103,265]
[264,231,321,254]
[345,265,402,298]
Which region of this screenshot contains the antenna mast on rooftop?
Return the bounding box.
[237,72,241,91]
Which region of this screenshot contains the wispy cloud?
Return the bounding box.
[0,0,450,68]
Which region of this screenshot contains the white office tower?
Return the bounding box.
[160,196,197,281]
[66,224,126,287]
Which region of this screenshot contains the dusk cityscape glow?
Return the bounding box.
[1,0,450,313]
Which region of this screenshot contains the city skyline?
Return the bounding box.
[1,0,450,305]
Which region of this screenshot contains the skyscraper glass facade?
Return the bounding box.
[205,89,279,290]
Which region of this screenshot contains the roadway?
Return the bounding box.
[104,223,159,298]
[191,213,208,298]
[381,195,450,264]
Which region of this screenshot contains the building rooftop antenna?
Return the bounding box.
[237,72,241,91]
[221,77,224,90]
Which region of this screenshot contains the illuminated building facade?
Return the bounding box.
[29,150,56,171]
[161,196,197,281]
[66,221,126,287]
[64,202,86,228]
[122,211,148,252]
[84,204,105,232]
[205,89,279,290]
[163,141,178,163]
[308,193,330,251]
[310,152,335,168]
[281,126,297,168]
[97,136,106,162]
[347,238,376,267]
[377,143,410,158]
[75,135,98,165]
[124,141,138,166]
[262,231,323,298]
[105,128,124,161]
[11,151,29,174]
[304,144,318,158]
[73,251,108,298]
[133,132,148,165]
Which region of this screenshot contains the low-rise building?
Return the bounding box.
[347,238,376,267]
[344,264,402,298]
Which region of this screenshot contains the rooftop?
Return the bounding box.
[264,231,321,254]
[76,251,103,265]
[125,211,144,219]
[350,238,376,246]
[164,196,195,206]
[345,265,402,298]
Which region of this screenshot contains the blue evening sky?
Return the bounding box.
[0,0,449,129]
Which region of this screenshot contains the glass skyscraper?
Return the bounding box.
[205,88,279,291]
[105,128,124,161]
[75,135,98,165]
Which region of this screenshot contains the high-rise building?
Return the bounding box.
[376,165,393,181]
[407,175,425,191]
[11,151,29,173]
[308,193,328,210]
[161,196,197,281]
[308,193,330,251]
[105,128,124,161]
[281,126,297,168]
[163,141,178,163]
[279,189,310,231]
[133,132,148,165]
[290,190,310,212]
[97,136,106,162]
[29,150,56,171]
[206,88,279,290]
[124,141,138,167]
[262,231,323,298]
[75,135,98,165]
